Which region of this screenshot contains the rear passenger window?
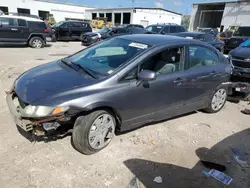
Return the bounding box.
[189,46,218,68]
[70,22,82,27]
[27,21,46,29]
[17,19,27,27]
[162,26,169,33]
[170,26,177,33]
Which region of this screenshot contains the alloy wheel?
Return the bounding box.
[88,114,115,149]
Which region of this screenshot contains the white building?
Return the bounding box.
[85,8,182,27]
[0,0,92,22]
[189,0,250,32]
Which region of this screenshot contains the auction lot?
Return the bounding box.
[0,42,250,188]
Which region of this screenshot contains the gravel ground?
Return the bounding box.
[0,42,249,188]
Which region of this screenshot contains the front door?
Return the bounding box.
[116,46,191,128]
[58,22,71,40]
[0,17,21,42]
[184,45,229,108]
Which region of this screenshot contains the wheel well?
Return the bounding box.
[73,106,122,130]
[28,35,45,42]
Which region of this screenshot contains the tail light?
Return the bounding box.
[45,29,49,33]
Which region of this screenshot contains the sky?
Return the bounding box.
[57,0,235,14]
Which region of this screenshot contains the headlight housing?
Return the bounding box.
[23,105,69,117]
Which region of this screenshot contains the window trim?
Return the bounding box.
[187,44,220,69]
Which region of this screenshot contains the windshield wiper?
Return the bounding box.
[70,61,99,79]
[61,58,78,71]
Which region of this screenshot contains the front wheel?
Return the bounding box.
[204,86,227,113]
[72,110,116,155]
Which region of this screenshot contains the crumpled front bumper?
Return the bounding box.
[6,92,65,133]
[6,93,33,131]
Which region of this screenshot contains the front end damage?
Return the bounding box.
[6,91,73,140]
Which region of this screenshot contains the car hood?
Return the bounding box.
[14,61,96,104]
[230,47,250,59]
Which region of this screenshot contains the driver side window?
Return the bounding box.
[60,23,69,28]
[140,47,185,76]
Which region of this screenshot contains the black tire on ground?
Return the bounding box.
[72,110,116,155]
[29,36,45,48]
[204,85,228,113]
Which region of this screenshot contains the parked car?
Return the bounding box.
[81,26,151,46]
[119,24,144,29]
[224,26,250,54]
[229,39,250,80]
[196,27,218,36]
[6,35,231,155]
[145,23,187,34]
[0,15,52,48]
[51,20,92,41]
[173,32,224,52]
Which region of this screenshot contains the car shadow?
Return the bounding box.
[124,128,250,188]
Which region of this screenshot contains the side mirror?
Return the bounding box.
[138,70,156,81]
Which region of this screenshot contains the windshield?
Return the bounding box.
[52,21,64,27]
[234,27,250,37]
[98,27,112,34]
[68,38,149,76]
[240,39,250,47]
[146,25,163,33]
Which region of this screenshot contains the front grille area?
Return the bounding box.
[232,60,250,68]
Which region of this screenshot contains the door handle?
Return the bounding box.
[11,28,18,31]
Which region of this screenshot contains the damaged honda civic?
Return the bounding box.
[6,34,231,155]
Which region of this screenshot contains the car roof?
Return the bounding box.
[174,32,206,37]
[0,15,43,22]
[117,34,203,46]
[65,20,87,23]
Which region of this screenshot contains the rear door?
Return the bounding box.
[16,19,29,42]
[184,45,227,107]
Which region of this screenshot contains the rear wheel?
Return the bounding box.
[72,110,116,155]
[29,37,44,48]
[204,86,227,113]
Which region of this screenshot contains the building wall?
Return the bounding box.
[221,1,250,30]
[132,9,181,27]
[0,0,92,22]
[189,4,198,31]
[85,8,133,25]
[86,8,182,27]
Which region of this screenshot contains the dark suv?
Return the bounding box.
[0,15,52,48]
[6,35,230,155]
[224,26,250,53]
[81,25,151,46]
[52,20,92,41]
[146,23,187,35]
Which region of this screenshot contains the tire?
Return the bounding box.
[72,110,116,155]
[204,85,228,113]
[29,37,44,48]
